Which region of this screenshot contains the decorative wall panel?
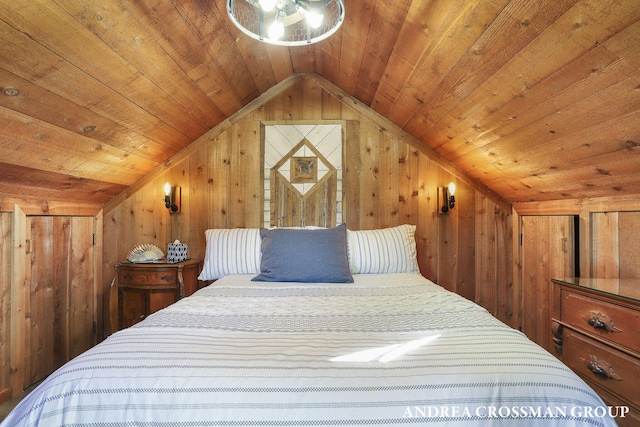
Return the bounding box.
[263,124,342,227]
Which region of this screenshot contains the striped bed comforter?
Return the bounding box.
[2,273,617,426]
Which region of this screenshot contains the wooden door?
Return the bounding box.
[26,216,96,386]
[521,216,574,352]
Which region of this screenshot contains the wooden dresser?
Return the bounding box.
[116,259,202,330]
[552,278,640,427]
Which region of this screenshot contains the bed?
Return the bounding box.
[1,225,620,426]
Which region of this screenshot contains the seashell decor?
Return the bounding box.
[127,244,164,263]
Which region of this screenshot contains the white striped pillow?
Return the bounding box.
[347,225,420,274]
[198,228,262,280]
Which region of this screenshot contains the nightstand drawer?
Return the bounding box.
[561,290,640,354]
[563,330,640,408]
[118,269,177,288]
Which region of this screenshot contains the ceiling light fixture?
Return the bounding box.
[227,0,345,46]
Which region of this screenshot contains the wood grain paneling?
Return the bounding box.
[0,1,639,206]
[476,195,514,325]
[590,211,640,279]
[0,213,11,402]
[591,212,620,279]
[620,212,640,279]
[9,205,27,395]
[521,215,574,351]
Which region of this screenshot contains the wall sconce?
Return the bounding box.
[164,182,181,214]
[440,182,456,214]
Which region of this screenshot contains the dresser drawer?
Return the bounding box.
[563,330,640,408]
[118,269,177,288]
[561,290,640,353]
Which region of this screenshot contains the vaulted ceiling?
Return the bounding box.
[1,0,639,207]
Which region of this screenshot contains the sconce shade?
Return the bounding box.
[227,0,345,46]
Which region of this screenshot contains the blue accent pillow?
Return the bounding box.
[252,224,354,283]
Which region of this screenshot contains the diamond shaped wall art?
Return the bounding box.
[263,124,342,227]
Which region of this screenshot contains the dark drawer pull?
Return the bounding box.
[584,311,621,332]
[123,273,134,280]
[161,274,174,281]
[587,316,608,329]
[586,355,621,381]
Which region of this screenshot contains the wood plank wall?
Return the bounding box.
[0,212,11,402]
[103,74,515,329]
[588,211,640,279]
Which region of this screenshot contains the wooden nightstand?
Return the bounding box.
[115,259,202,329]
[552,278,640,427]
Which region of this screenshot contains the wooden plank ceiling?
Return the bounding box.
[0,0,639,206]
